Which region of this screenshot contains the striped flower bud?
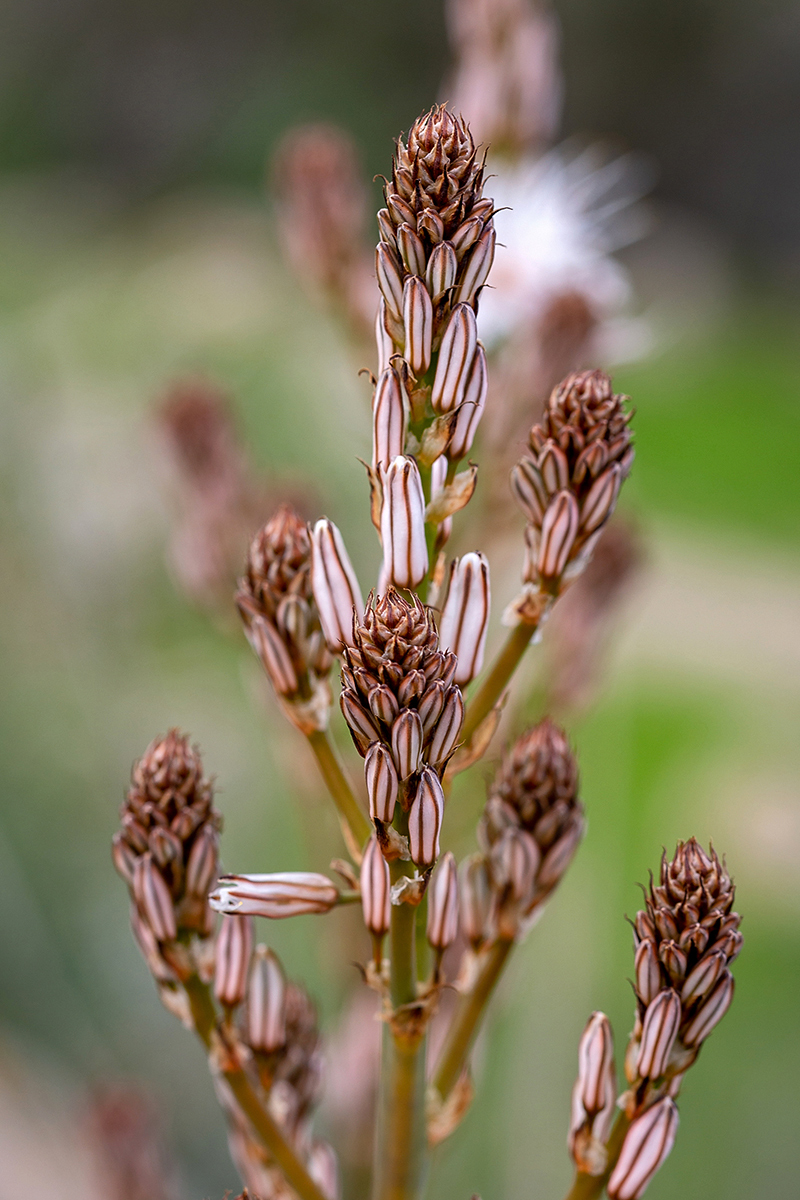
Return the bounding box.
[403,277,433,375]
[636,989,681,1079]
[376,300,394,374]
[680,949,727,1005]
[214,914,254,1008]
[459,854,491,947]
[364,742,398,823]
[426,240,457,300]
[431,303,478,414]
[247,946,286,1053]
[427,685,464,766]
[372,367,406,469]
[339,688,381,755]
[408,768,444,867]
[310,519,364,652]
[537,491,580,582]
[390,709,423,780]
[210,872,339,919]
[682,972,734,1047]
[448,344,487,461]
[634,939,663,1008]
[380,456,429,589]
[397,223,426,277]
[133,855,177,943]
[491,827,541,902]
[577,1012,615,1116]
[360,834,391,937]
[439,552,491,685]
[455,224,496,305]
[427,851,459,951]
[607,1098,679,1200]
[376,243,404,319]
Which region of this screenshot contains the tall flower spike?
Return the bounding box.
[310,518,364,652]
[112,730,221,948]
[237,506,333,729]
[511,370,634,594]
[380,456,429,589]
[479,718,584,936]
[438,552,491,685]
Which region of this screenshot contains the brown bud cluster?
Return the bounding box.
[376,107,493,438]
[511,370,634,592]
[627,839,741,1091]
[477,719,584,938]
[112,730,221,949]
[340,590,464,869]
[237,506,333,726]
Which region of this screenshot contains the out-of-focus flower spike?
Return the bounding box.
[372,366,407,469]
[448,344,487,461]
[380,456,429,589]
[459,854,491,947]
[214,914,254,1008]
[439,552,491,685]
[408,768,444,868]
[427,851,459,952]
[133,855,177,943]
[431,304,478,414]
[308,1141,340,1200]
[636,989,681,1079]
[403,277,433,375]
[360,834,391,938]
[310,518,364,652]
[210,872,339,919]
[607,1098,679,1200]
[247,946,287,1053]
[364,741,399,823]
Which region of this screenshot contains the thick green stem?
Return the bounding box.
[461,622,537,745]
[183,975,328,1200]
[372,861,428,1200]
[431,938,514,1102]
[306,728,371,857]
[561,1111,631,1200]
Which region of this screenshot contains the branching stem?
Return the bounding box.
[462,621,537,744]
[306,728,371,858]
[561,1111,631,1200]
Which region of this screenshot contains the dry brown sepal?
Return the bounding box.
[511,369,634,597]
[426,1069,475,1146]
[237,506,333,733]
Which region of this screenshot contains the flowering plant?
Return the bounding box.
[113,107,741,1200]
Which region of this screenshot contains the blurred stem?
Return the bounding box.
[373,859,428,1200]
[462,622,537,744]
[183,974,328,1200]
[430,937,513,1102]
[562,1112,631,1200]
[306,728,370,859]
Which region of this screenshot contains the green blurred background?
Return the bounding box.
[0,1,798,1197]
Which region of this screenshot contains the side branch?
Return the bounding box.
[461,621,537,745]
[306,727,371,857]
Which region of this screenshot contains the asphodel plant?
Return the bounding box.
[113,108,742,1200]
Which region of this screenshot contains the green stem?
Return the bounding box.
[306,728,371,857]
[461,622,537,745]
[372,861,428,1200]
[561,1112,631,1200]
[431,937,514,1102]
[183,975,328,1200]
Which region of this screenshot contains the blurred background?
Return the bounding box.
[0,1,798,1197]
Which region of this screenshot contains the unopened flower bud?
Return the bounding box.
[360,834,391,937]
[538,491,580,581]
[376,300,394,373]
[376,243,404,319]
[427,686,464,766]
[439,552,490,685]
[607,1098,679,1200]
[408,768,444,868]
[635,940,663,1006]
[372,367,406,469]
[459,854,491,946]
[403,277,433,375]
[448,344,487,460]
[210,872,339,919]
[431,304,478,414]
[456,224,496,305]
[581,466,622,535]
[577,1012,615,1115]
[537,818,584,892]
[636,989,681,1079]
[380,456,429,589]
[492,827,540,900]
[340,689,381,755]
[426,240,457,300]
[427,851,459,951]
[112,833,137,886]
[418,680,446,735]
[364,742,398,823]
[391,709,423,780]
[214,914,254,1008]
[680,949,726,1005]
[133,855,177,944]
[397,223,426,277]
[311,519,364,652]
[682,972,734,1047]
[247,946,286,1053]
